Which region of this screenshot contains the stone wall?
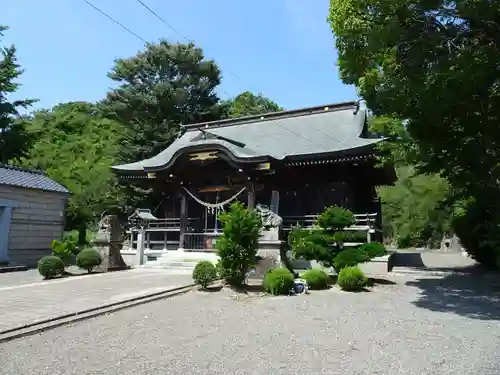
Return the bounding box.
[0,185,67,267]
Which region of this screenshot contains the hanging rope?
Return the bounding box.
[182,186,247,214]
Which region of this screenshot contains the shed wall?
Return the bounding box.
[0,185,67,267]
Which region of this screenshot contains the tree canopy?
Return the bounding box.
[222,91,282,118]
[101,40,224,164]
[329,0,500,263]
[20,102,124,242]
[328,0,500,193]
[0,26,36,163]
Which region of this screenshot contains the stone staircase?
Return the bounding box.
[141,252,219,274]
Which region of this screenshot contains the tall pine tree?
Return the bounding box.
[0,26,36,163]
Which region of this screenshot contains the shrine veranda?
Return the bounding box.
[112,101,396,262]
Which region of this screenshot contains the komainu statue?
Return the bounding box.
[255,204,282,232]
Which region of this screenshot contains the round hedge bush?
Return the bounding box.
[301,269,329,290]
[38,255,65,279]
[337,266,368,291]
[359,242,388,259]
[263,268,294,295]
[333,248,369,271]
[193,260,218,289]
[76,248,103,273]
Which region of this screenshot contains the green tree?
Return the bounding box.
[20,102,124,244]
[378,167,452,248]
[0,26,37,163]
[329,0,500,263]
[328,0,500,193]
[367,116,453,248]
[101,40,224,164]
[222,91,282,118]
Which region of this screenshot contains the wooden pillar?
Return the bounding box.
[247,183,256,210]
[178,191,188,251]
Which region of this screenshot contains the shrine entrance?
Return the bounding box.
[180,185,248,251]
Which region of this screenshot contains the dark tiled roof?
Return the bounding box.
[0,165,69,194]
[112,101,385,174]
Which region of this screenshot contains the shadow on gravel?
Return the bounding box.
[405,265,500,320]
[367,278,397,286]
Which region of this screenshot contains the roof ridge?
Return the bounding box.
[182,101,359,131]
[0,164,45,176]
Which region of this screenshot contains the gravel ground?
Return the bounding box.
[1,270,500,375]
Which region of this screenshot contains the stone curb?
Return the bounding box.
[0,283,197,343]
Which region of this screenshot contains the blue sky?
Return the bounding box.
[3,0,356,111]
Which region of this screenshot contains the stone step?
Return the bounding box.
[145,260,198,269]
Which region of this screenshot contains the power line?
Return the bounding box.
[82,0,232,97]
[82,0,147,43]
[134,0,260,95]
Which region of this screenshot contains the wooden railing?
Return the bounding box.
[125,212,380,252]
[182,232,222,252]
[282,213,378,231]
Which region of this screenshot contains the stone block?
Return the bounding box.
[358,254,393,275]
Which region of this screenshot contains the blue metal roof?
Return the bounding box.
[0,165,69,194]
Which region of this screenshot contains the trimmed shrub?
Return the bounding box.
[76,248,103,273]
[38,256,65,279]
[193,261,217,289]
[358,242,388,259]
[215,202,263,286]
[337,266,368,291]
[301,269,329,290]
[335,230,367,244]
[263,268,294,295]
[333,248,369,271]
[317,206,355,231]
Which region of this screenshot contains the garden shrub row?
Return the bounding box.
[38,246,103,279]
[261,266,368,294]
[190,203,374,295]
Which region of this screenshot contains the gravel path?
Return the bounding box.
[1,270,499,375]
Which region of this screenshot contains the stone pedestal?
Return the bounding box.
[92,238,110,272]
[257,231,283,266]
[92,215,128,272]
[135,230,146,266]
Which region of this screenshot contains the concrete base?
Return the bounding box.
[358,254,393,275]
[93,244,110,272]
[0,265,28,273]
[257,240,282,262]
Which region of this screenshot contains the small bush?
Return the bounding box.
[38,256,65,279]
[333,248,369,271]
[359,242,388,259]
[76,248,103,273]
[193,261,218,289]
[301,269,329,290]
[215,202,263,287]
[337,266,368,291]
[263,268,294,295]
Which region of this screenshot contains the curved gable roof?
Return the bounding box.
[112,101,383,174]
